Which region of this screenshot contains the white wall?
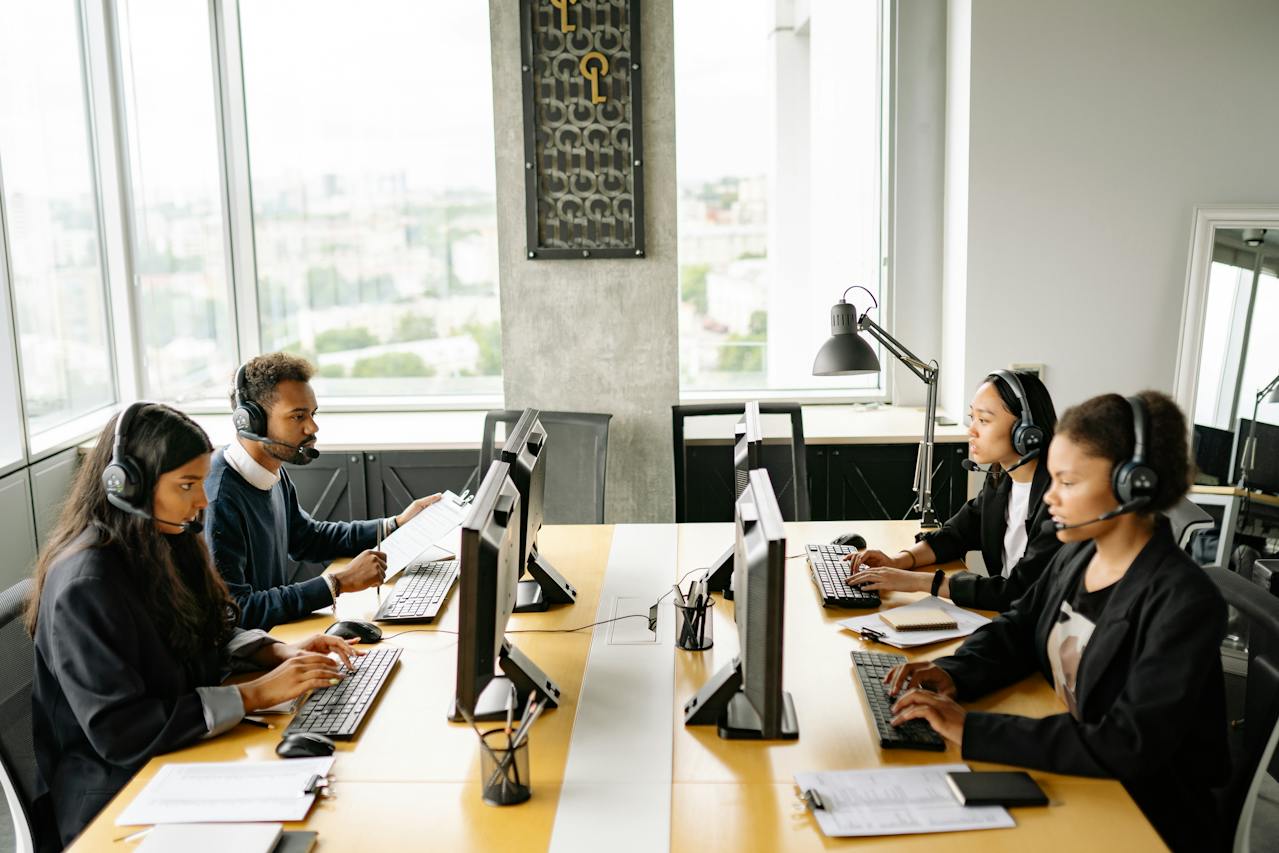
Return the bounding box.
[949,0,1279,412]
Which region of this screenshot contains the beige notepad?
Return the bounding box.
[879,607,958,632]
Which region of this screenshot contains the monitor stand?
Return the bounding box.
[682,657,799,740]
[513,545,577,612]
[702,544,735,600]
[448,640,562,722]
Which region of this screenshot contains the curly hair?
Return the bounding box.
[1056,390,1191,513]
[230,352,315,412]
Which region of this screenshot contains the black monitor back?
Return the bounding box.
[735,467,788,735]
[500,408,547,570]
[454,460,522,718]
[1193,424,1234,486]
[732,401,765,499]
[1234,418,1279,494]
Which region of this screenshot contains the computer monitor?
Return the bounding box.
[684,468,799,740]
[449,459,561,722]
[706,401,765,594]
[1233,418,1279,494]
[1193,424,1234,486]
[500,408,577,613]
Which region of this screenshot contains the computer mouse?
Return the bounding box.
[276,732,336,759]
[325,619,383,644]
[831,533,867,550]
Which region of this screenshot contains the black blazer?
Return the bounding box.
[936,520,1230,852]
[921,461,1060,611]
[32,534,225,847]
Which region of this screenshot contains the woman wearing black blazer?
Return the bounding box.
[27,404,361,847]
[845,370,1061,611]
[886,391,1229,852]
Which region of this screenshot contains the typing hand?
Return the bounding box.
[890,688,966,746]
[843,548,910,572]
[846,566,929,594]
[882,661,957,699]
[238,653,344,712]
[286,634,364,671]
[396,493,443,528]
[333,549,387,593]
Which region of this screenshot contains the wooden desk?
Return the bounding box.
[71,522,1163,851]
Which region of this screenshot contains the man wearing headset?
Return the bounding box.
[204,352,441,629]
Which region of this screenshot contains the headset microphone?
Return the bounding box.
[236,430,321,462]
[1052,500,1145,531]
[106,493,204,534]
[962,448,1039,476]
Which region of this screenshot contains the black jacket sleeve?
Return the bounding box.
[46,576,209,767]
[958,590,1228,780]
[920,490,986,565]
[947,516,1060,611]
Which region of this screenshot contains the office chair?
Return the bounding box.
[479,410,612,524]
[1206,566,1279,852]
[0,579,50,853]
[1164,497,1216,554]
[672,403,810,522]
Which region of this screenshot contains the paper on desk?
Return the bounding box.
[116,758,334,826]
[137,822,282,853]
[381,490,469,580]
[794,764,1014,837]
[839,595,991,648]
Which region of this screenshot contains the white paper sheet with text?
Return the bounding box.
[116,758,334,826]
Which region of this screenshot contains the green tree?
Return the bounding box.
[351,351,436,378]
[462,321,502,376]
[680,263,710,314]
[717,310,767,373]
[317,363,347,378]
[314,326,378,354]
[391,313,438,342]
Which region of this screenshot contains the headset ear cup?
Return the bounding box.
[1012,423,1046,458]
[233,400,267,436]
[1112,460,1133,504]
[102,457,146,510]
[1113,461,1158,505]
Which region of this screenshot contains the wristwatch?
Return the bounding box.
[930,569,945,597]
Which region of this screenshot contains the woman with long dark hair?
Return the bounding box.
[843,369,1061,611]
[28,403,358,846]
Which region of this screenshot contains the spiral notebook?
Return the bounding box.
[879,607,958,632]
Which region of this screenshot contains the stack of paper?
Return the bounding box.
[116,757,334,826]
[381,490,470,580]
[839,596,990,648]
[794,764,1015,837]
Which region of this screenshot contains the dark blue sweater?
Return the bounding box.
[204,447,378,629]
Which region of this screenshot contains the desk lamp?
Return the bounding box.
[1237,372,1279,490]
[812,286,940,529]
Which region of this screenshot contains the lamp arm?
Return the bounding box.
[1241,371,1279,489]
[1257,371,1279,403]
[857,314,933,383]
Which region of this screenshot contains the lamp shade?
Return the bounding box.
[1268,383,1279,404]
[812,300,881,376]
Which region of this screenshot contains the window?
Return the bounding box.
[0,0,116,435]
[239,0,501,398]
[674,0,886,395]
[1236,269,1279,423]
[116,0,236,402]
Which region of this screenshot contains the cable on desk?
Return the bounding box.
[508,613,650,634]
[380,627,458,642]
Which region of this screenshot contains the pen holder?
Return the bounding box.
[480,729,531,806]
[674,596,714,651]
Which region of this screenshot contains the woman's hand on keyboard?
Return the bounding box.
[890,689,965,746]
[238,653,345,713]
[883,660,957,699]
[285,634,364,670]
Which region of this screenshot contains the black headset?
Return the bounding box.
[231,363,268,438]
[991,369,1046,458]
[101,401,150,514]
[1113,395,1158,506]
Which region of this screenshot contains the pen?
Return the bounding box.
[241,716,273,729]
[859,626,887,643]
[375,523,383,604]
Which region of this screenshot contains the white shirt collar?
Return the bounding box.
[225,438,281,491]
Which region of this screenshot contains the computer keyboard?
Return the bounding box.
[285,646,402,739]
[805,544,881,608]
[850,650,946,751]
[374,559,460,622]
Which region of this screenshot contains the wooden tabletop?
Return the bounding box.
[70,521,1163,852]
[1190,484,1279,509]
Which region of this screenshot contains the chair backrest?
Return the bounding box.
[480,410,613,524]
[672,403,810,523]
[1206,565,1279,853]
[0,579,39,853]
[1164,497,1215,553]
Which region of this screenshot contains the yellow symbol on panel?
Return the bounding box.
[579,51,609,104]
[551,0,577,33]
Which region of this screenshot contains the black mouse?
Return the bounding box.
[276,732,336,759]
[325,619,382,643]
[831,533,867,550]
